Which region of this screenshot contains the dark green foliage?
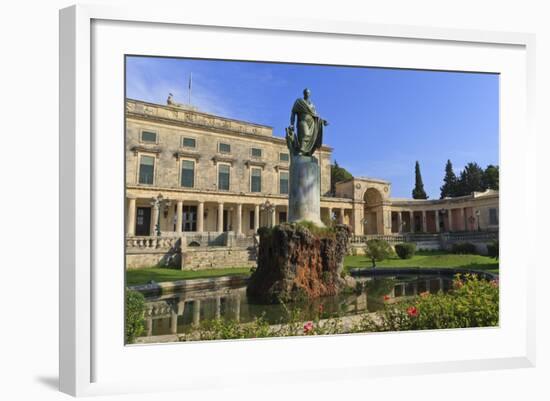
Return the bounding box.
[487,239,499,260]
[412,161,428,199]
[395,242,416,259]
[125,289,146,344]
[440,159,458,198]
[451,242,477,255]
[364,239,394,267]
[456,162,485,196]
[330,160,353,194]
[441,162,499,197]
[483,165,499,190]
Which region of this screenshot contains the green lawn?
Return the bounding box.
[344,250,499,274]
[126,267,252,286]
[127,251,498,286]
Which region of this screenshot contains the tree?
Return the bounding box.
[456,162,485,196]
[364,239,394,268]
[440,159,458,198]
[483,165,499,190]
[330,160,353,194]
[412,161,428,199]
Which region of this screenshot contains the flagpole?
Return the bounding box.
[188,73,192,105]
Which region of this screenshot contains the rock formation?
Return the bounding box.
[246,223,352,304]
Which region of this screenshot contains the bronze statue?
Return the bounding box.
[286,88,329,157]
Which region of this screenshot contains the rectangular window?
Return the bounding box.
[279,211,287,223]
[489,208,499,225]
[141,131,157,143]
[279,152,289,162]
[138,155,155,185]
[180,160,195,188]
[182,137,196,148]
[218,164,230,191]
[219,143,231,154]
[249,210,255,230]
[251,148,262,158]
[279,171,289,194]
[251,168,262,193]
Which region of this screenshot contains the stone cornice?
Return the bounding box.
[130,145,162,155]
[211,155,237,165]
[244,160,267,169]
[173,151,201,160]
[274,164,289,172]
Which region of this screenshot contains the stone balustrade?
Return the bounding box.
[126,236,180,251]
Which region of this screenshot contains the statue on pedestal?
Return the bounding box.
[286,89,329,226]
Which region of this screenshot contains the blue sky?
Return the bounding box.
[126,56,499,198]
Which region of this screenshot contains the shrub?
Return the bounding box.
[359,274,499,331]
[395,242,416,259]
[451,242,477,254]
[125,289,146,344]
[487,239,499,259]
[364,239,394,268]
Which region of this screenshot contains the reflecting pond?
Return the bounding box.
[143,274,455,337]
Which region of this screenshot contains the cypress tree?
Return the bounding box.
[440,159,458,198]
[412,161,428,199]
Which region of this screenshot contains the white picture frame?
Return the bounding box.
[59,4,536,397]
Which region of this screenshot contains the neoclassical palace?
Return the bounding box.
[125,98,499,242]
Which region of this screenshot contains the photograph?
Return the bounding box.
[124,56,499,344]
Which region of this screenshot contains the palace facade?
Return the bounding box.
[125,98,499,240]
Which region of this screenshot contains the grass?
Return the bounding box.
[126,267,252,286]
[126,251,499,286]
[344,250,499,274]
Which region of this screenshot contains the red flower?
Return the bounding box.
[303,321,314,334]
[318,304,324,313]
[407,306,419,317]
[383,295,391,301]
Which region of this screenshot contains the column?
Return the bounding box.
[215,297,221,319]
[397,211,402,233]
[328,207,333,223]
[422,210,427,232]
[170,310,178,334]
[460,208,465,231]
[435,211,440,233]
[254,204,260,232]
[197,201,204,232]
[410,211,415,233]
[236,203,242,235]
[448,209,453,232]
[339,208,345,224]
[176,200,183,233]
[217,202,224,232]
[271,207,276,227]
[127,197,136,236]
[234,295,241,322]
[192,300,201,326]
[151,204,159,235]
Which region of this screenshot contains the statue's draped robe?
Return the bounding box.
[291,98,323,156]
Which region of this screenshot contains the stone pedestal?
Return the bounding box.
[288,154,323,226]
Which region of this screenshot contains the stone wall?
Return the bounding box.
[181,246,257,270]
[126,250,180,270]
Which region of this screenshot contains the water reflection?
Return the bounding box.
[143,275,454,337]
